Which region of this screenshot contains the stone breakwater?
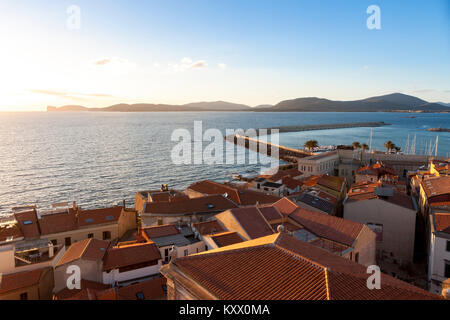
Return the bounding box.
[266,121,389,133]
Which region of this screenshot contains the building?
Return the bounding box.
[215,198,376,266]
[134,187,189,214]
[161,232,439,300]
[289,188,338,215]
[186,180,281,205]
[417,176,450,218]
[355,162,398,184]
[0,267,54,300]
[428,212,450,294]
[302,174,347,201]
[297,151,339,177]
[54,238,162,291]
[344,182,417,266]
[137,224,205,262]
[191,219,244,250]
[140,194,238,227]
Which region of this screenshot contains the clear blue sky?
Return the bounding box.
[0,0,448,110]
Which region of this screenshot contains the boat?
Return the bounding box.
[427,125,450,132]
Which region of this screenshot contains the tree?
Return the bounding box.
[304,140,318,151]
[361,143,369,151]
[394,146,401,153]
[352,141,361,149]
[384,140,396,152]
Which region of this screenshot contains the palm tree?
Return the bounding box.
[384,140,396,152]
[361,143,369,151]
[304,140,318,151]
[352,141,361,149]
[394,146,401,153]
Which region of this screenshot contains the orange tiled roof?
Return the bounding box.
[39,209,77,235]
[103,243,161,271]
[288,207,363,247]
[0,268,44,294]
[263,168,303,182]
[192,220,225,235]
[117,277,166,300]
[14,210,40,239]
[316,175,346,192]
[142,224,180,239]
[282,176,303,190]
[55,279,111,300]
[187,180,281,206]
[77,206,122,227]
[257,205,283,221]
[421,176,450,198]
[225,207,274,239]
[272,197,299,216]
[170,233,440,300]
[144,194,237,215]
[188,180,241,204]
[56,238,110,267]
[209,231,244,247]
[434,213,450,234]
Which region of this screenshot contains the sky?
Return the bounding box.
[0,0,449,111]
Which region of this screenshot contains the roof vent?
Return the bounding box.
[277,225,285,233]
[206,204,215,209]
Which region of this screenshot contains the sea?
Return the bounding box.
[0,111,449,216]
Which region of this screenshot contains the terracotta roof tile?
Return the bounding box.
[144,194,237,215]
[103,243,161,271]
[192,220,225,235]
[55,279,111,300]
[288,206,363,247]
[142,224,180,239]
[209,231,244,247]
[56,238,110,267]
[118,277,166,300]
[14,210,40,239]
[0,268,44,294]
[272,197,299,216]
[169,233,440,300]
[227,207,274,239]
[77,206,122,227]
[188,180,241,204]
[434,213,450,234]
[0,223,23,242]
[39,209,77,235]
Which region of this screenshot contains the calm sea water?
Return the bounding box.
[0,111,449,216]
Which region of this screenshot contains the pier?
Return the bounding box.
[266,121,389,133]
[225,134,313,163]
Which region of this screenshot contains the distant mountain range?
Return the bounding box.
[47,93,450,113]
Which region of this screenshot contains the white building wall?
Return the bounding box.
[102,261,162,285]
[429,234,450,294]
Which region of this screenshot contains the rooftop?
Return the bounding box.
[166,233,439,300]
[144,194,237,215]
[192,220,225,235]
[209,231,244,247]
[103,243,161,271]
[56,238,110,267]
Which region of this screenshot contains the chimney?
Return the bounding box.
[48,242,54,258]
[122,199,126,209]
[72,201,77,210]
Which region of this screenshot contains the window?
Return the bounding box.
[367,223,383,242]
[184,249,188,256]
[164,248,170,262]
[447,241,450,252]
[157,218,163,226]
[23,220,33,225]
[105,215,114,221]
[88,233,94,238]
[84,218,94,224]
[136,292,145,300]
[51,239,57,246]
[350,252,353,260]
[355,252,359,263]
[20,292,28,300]
[65,237,71,246]
[445,261,450,278]
[103,231,111,240]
